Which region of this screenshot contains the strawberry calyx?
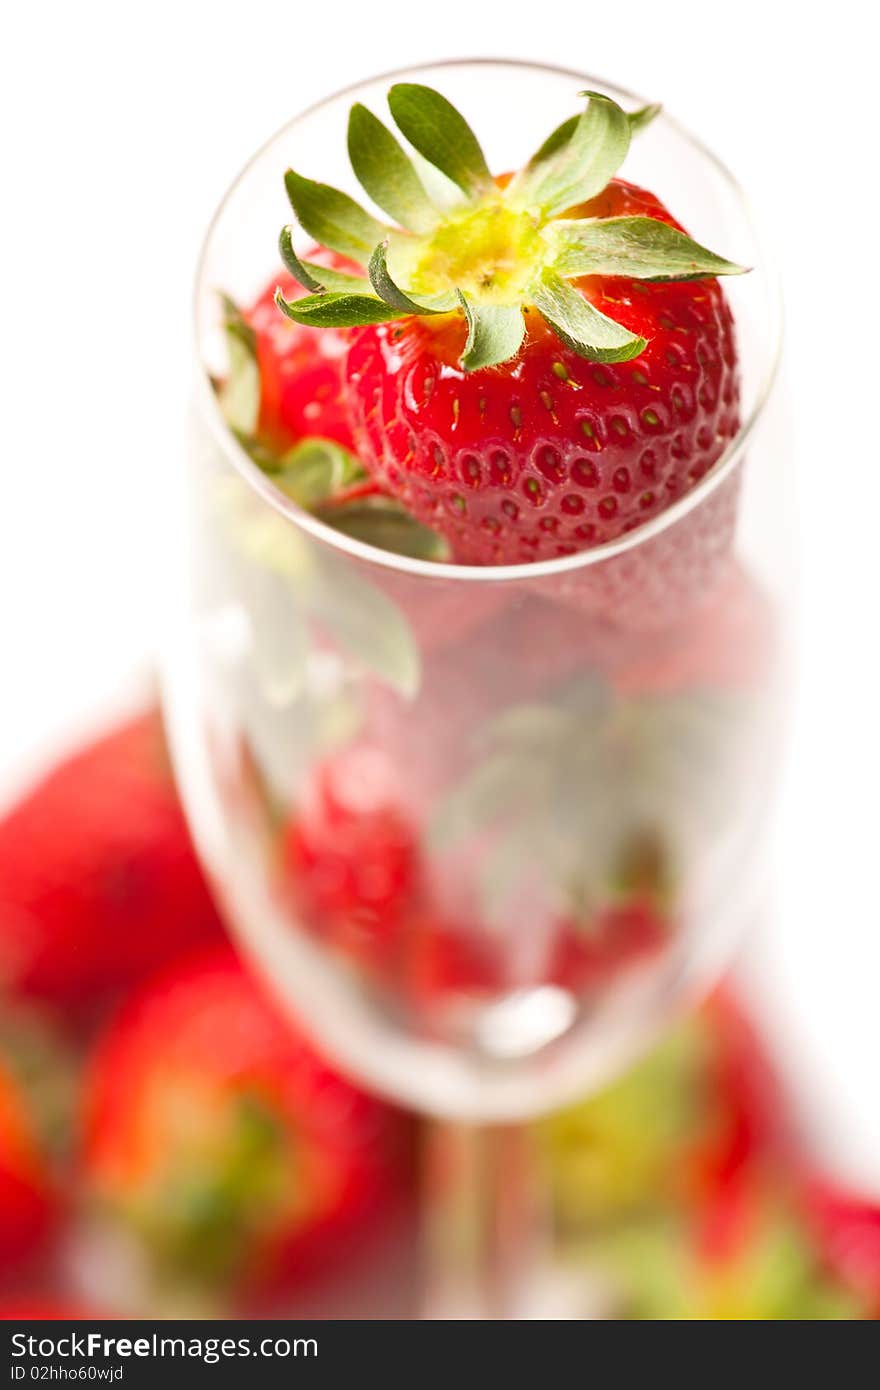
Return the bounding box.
[115,1087,304,1286]
[275,85,746,370]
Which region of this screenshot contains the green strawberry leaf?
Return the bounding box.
[549,216,747,281]
[523,101,657,178]
[407,148,469,212]
[223,413,447,567]
[368,241,455,315]
[627,103,662,134]
[220,292,256,354]
[458,292,525,371]
[509,91,631,218]
[531,269,647,363]
[271,438,365,508]
[347,103,439,234]
[317,496,450,561]
[525,114,580,170]
[274,286,404,328]
[387,83,493,201]
[278,228,325,292]
[283,169,392,265]
[218,294,260,434]
[278,227,370,294]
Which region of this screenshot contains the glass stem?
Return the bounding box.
[421,1120,560,1319]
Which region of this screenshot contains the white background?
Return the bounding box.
[4,3,879,1183]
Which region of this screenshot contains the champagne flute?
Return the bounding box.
[163,59,783,1317]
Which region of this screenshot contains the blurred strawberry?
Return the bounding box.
[549,898,667,994]
[800,1178,880,1316]
[542,992,864,1317]
[402,914,498,1005]
[678,1165,878,1318]
[691,991,785,1195]
[281,749,498,1008]
[540,991,781,1232]
[541,1013,708,1229]
[0,708,225,1016]
[283,747,421,975]
[0,1055,58,1271]
[600,1185,865,1319]
[0,1298,107,1320]
[81,947,407,1301]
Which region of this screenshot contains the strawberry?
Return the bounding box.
[799,1178,880,1316]
[0,708,224,1016]
[604,1186,866,1319]
[273,85,743,589]
[0,1055,58,1270]
[549,898,667,993]
[540,990,780,1233]
[247,266,355,455]
[280,749,498,1002]
[218,272,449,567]
[0,1299,108,1320]
[692,991,787,1197]
[225,269,514,645]
[400,915,498,1004]
[344,199,738,566]
[282,747,422,973]
[80,947,406,1300]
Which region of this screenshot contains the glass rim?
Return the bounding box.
[193,56,783,586]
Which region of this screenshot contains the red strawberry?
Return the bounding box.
[549,898,667,993]
[542,989,787,1266]
[650,1182,866,1319]
[274,85,743,611]
[345,189,738,565]
[221,262,453,570]
[0,1056,57,1269]
[247,259,356,454]
[691,991,787,1199]
[282,748,421,973]
[0,708,224,1016]
[280,750,498,1001]
[398,911,498,1005]
[800,1178,880,1315]
[80,947,406,1299]
[540,991,778,1233]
